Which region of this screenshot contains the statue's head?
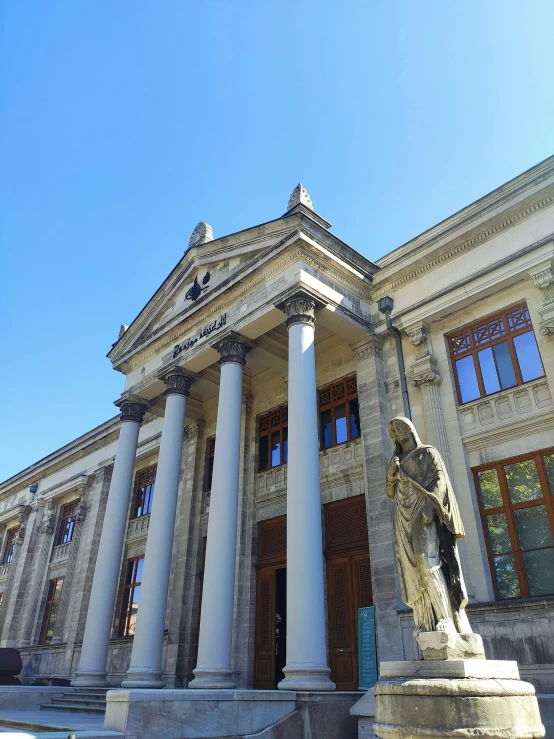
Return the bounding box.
[388,416,421,454]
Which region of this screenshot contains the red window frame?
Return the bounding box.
[132,465,157,519]
[54,499,79,546]
[318,374,360,449]
[119,555,144,637]
[2,526,20,565]
[204,436,216,491]
[258,405,288,471]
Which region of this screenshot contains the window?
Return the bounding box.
[39,577,64,644]
[474,449,554,600]
[55,500,79,546]
[318,374,360,450]
[132,465,157,519]
[258,405,288,471]
[119,556,144,636]
[204,436,216,491]
[2,526,20,565]
[448,304,544,404]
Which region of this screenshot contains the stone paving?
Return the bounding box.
[0,709,122,739]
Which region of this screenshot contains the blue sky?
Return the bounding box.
[1,1,553,481]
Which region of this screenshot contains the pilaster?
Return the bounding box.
[529,257,554,396]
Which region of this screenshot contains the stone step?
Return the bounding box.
[57,695,107,705]
[41,701,106,714]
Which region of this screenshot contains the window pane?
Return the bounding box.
[271,430,281,467]
[335,404,347,444]
[207,458,214,490]
[492,341,517,389]
[125,560,135,585]
[128,586,140,635]
[477,469,503,509]
[455,356,480,402]
[493,554,520,599]
[144,485,154,515]
[135,558,144,583]
[349,398,360,439]
[477,347,500,395]
[259,435,269,471]
[522,548,554,596]
[513,331,544,383]
[513,505,554,551]
[505,459,542,503]
[320,409,333,449]
[485,514,512,554]
[282,426,288,464]
[54,578,64,600]
[545,454,554,494]
[46,603,59,642]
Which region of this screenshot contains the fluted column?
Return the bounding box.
[71,398,148,687]
[123,371,193,688]
[278,296,335,692]
[189,334,251,689]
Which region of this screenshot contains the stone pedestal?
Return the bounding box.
[373,659,545,739]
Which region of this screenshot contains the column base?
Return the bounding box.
[70,670,109,688]
[121,667,165,689]
[277,664,336,692]
[188,667,236,689]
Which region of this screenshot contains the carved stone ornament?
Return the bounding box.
[189,222,214,248]
[40,504,57,535]
[165,372,193,397]
[119,324,128,339]
[120,401,148,424]
[409,352,442,387]
[532,263,554,307]
[287,183,314,212]
[284,297,316,328]
[75,500,88,523]
[407,325,431,360]
[218,339,250,366]
[351,335,383,360]
[410,370,442,387]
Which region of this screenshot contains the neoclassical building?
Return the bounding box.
[1,159,553,697]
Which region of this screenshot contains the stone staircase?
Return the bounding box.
[40,687,108,714]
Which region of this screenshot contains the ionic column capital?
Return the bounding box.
[284,296,316,329]
[115,395,149,424]
[409,355,442,387]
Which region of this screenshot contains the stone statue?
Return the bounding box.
[386,416,472,638]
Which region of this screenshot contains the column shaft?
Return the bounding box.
[190,339,248,689]
[279,298,335,691]
[71,401,146,687]
[123,374,191,688]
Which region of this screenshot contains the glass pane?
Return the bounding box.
[522,548,554,596]
[513,505,554,551]
[513,331,544,382]
[135,558,144,584]
[349,397,360,439]
[477,347,500,395]
[505,459,542,503]
[54,578,64,600]
[125,559,135,585]
[320,409,333,449]
[282,426,288,464]
[271,430,281,467]
[485,514,512,554]
[259,435,269,471]
[545,454,554,494]
[335,404,348,444]
[492,341,517,389]
[144,484,154,515]
[128,586,140,635]
[120,588,131,634]
[493,554,520,599]
[477,469,503,509]
[455,356,480,402]
[46,604,59,642]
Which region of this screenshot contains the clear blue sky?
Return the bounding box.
[1,1,553,481]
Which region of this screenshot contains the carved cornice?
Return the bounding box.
[284,297,316,328]
[350,335,383,360]
[409,356,442,387]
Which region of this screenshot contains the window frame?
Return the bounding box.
[54,499,79,547]
[39,576,64,644]
[119,555,144,637]
[318,374,360,450]
[447,303,545,406]
[204,436,216,491]
[131,465,157,519]
[258,405,289,472]
[473,447,554,600]
[2,526,20,565]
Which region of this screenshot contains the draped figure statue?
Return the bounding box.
[386,417,472,635]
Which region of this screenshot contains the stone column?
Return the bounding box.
[190,334,251,689]
[0,505,31,645]
[278,296,335,692]
[71,398,148,687]
[351,334,405,663]
[123,371,193,688]
[18,501,56,646]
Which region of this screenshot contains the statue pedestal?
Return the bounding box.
[373,659,545,739]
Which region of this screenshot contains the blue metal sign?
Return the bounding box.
[358,606,377,689]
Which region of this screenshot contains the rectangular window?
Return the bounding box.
[473,448,554,600]
[39,577,64,644]
[132,465,157,519]
[448,304,544,405]
[2,526,20,565]
[204,436,216,491]
[318,375,361,450]
[55,499,79,546]
[258,405,288,471]
[119,556,144,636]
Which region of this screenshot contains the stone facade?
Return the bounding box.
[0,160,553,696]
